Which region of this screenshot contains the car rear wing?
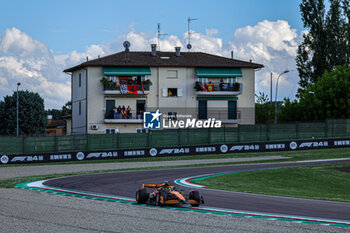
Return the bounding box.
[141,184,163,189]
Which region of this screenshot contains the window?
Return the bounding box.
[228,77,237,85]
[107,76,118,84]
[198,77,208,84]
[79,73,81,87]
[162,88,183,97]
[106,128,119,134]
[136,128,147,133]
[167,88,178,97]
[79,101,81,115]
[167,112,177,120]
[167,70,178,79]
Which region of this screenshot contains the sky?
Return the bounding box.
[0,0,307,109]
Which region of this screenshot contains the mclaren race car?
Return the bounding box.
[136,182,204,207]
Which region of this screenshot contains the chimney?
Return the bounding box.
[151,44,157,56]
[124,46,130,63]
[231,51,233,59]
[47,115,53,125]
[249,59,252,63]
[175,47,181,56]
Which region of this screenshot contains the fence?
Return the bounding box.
[1,119,350,155]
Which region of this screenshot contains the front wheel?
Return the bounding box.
[189,190,201,207]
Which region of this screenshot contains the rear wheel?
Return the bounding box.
[189,191,201,207]
[136,189,148,204]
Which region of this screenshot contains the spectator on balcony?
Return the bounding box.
[112,106,118,119]
[117,106,122,119]
[219,79,224,91]
[127,106,131,119]
[122,105,126,119]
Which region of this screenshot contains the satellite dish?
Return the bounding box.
[123,41,131,49]
[186,43,192,50]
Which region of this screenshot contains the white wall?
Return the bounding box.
[75,65,256,133]
[238,68,255,124]
[72,69,87,134]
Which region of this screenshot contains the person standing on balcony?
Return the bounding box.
[113,106,118,119]
[127,106,131,119]
[219,79,224,91]
[122,105,126,119]
[117,106,122,119]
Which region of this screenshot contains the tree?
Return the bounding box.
[255,92,274,124]
[277,98,303,123]
[296,0,350,94]
[299,65,350,120]
[0,91,46,135]
[45,101,72,121]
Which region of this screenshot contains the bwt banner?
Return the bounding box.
[1,138,350,164]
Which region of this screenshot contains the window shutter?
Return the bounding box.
[162,88,168,97]
[178,88,183,97]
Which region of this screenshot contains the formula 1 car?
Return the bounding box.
[136,182,204,207]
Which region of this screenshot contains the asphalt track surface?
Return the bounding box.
[45,159,350,222]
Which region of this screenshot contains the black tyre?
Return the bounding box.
[189,190,200,207]
[136,189,148,204]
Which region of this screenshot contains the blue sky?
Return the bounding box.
[1,0,304,54]
[0,0,308,109]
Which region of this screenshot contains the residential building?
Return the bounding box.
[64,45,263,134]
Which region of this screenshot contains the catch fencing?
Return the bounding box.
[0,119,349,155]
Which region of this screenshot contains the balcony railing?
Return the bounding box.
[103,83,150,95]
[195,82,242,95]
[104,110,144,124]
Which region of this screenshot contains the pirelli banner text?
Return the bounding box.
[1,138,350,164]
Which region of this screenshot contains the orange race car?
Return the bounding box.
[136,182,204,207]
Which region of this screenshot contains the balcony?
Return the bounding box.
[104,110,144,124]
[101,77,151,96]
[195,82,242,96]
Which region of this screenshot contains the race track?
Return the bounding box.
[44,159,350,222]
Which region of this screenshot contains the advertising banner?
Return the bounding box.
[1,138,350,164]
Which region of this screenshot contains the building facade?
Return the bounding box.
[64,45,263,134]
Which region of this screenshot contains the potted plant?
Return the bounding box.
[232,82,240,91]
[143,79,153,86]
[100,77,116,89]
[194,81,204,91]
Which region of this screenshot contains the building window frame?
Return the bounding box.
[106,128,119,134]
[167,112,177,120]
[136,128,147,133]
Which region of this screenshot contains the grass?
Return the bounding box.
[193,162,350,202]
[1,147,350,167]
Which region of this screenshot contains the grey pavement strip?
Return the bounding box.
[0,156,287,179]
[0,188,343,233]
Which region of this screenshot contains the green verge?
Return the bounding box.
[193,162,350,202]
[2,147,350,167]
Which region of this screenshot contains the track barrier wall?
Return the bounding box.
[1,119,350,164]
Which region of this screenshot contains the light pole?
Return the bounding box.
[274,70,289,124]
[16,82,21,136]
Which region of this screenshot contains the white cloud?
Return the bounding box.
[0,20,303,109]
[0,28,70,109]
[227,20,303,101]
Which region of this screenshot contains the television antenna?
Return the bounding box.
[187,17,198,50]
[123,41,131,63]
[157,23,168,51]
